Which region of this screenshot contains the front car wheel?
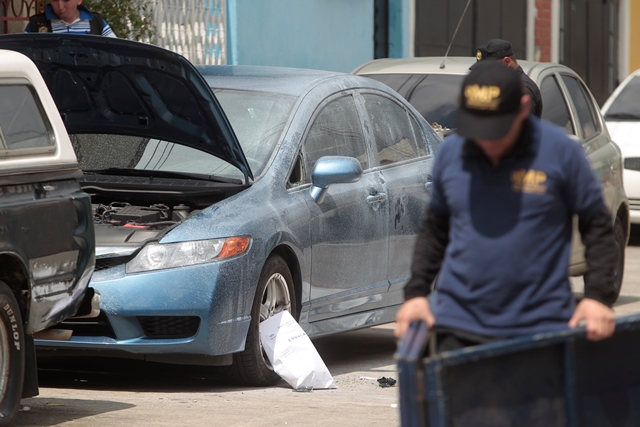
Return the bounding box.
[232,255,296,386]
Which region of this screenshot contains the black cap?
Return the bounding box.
[456,61,524,140]
[469,39,514,70]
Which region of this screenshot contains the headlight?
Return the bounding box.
[126,236,251,273]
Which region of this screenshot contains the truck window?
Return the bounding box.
[0,85,54,152]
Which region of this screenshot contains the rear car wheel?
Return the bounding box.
[232,255,296,386]
[0,282,25,426]
[611,218,626,301]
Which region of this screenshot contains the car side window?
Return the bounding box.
[540,76,575,135]
[303,95,368,181]
[362,93,427,166]
[0,85,53,152]
[561,75,600,140]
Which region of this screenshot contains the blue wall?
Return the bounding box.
[227,0,372,72]
[389,0,411,58]
[226,0,411,72]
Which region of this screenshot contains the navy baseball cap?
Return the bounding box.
[469,39,514,70]
[456,61,524,140]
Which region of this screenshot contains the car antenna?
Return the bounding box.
[440,0,472,69]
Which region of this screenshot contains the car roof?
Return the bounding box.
[197,65,345,97]
[602,67,640,114]
[352,56,569,80]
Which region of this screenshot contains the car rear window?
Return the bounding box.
[364,73,464,130]
[604,75,640,121]
[0,85,54,154]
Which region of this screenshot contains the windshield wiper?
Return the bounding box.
[604,112,640,121]
[83,168,243,184]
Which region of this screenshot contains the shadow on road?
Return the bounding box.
[14,398,134,427]
[628,224,640,246]
[36,355,241,393]
[613,294,640,307]
[313,325,397,376]
[34,325,397,393]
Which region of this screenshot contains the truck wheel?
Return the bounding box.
[611,218,626,301]
[232,255,296,386]
[0,282,25,426]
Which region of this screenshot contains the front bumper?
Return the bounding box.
[35,257,255,357]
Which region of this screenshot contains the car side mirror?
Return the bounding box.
[309,156,363,204]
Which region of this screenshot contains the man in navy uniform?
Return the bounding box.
[471,38,542,118]
[395,61,616,352]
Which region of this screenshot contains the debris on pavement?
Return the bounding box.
[292,386,313,392]
[377,377,397,388]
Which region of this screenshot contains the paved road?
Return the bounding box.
[13,227,640,427]
[18,325,400,427]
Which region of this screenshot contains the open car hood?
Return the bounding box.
[0,34,252,180]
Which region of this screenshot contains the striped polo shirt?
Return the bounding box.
[24,4,116,38]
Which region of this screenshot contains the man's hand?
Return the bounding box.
[394,297,435,339]
[568,298,615,341]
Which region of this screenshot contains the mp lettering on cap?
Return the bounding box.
[464,85,501,110]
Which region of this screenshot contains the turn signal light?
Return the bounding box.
[219,236,251,259]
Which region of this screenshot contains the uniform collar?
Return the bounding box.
[461,117,535,160]
[45,4,94,21]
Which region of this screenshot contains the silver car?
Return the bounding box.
[354,56,630,299]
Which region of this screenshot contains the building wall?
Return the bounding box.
[226,0,373,72]
[534,0,552,62]
[629,0,640,74]
[389,0,412,58]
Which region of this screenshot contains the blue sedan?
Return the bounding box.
[0,35,441,386]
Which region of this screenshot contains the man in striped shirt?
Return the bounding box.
[25,0,116,38]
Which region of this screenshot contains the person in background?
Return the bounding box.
[394,62,617,353]
[25,0,116,38]
[470,38,542,117]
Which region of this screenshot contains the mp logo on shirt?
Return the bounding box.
[511,169,547,194]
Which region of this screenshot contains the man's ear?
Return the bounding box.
[503,56,517,69]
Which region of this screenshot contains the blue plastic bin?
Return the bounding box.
[396,314,640,427]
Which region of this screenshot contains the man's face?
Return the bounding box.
[50,0,82,23]
[473,95,531,164]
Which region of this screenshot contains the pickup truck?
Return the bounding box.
[0,49,95,426]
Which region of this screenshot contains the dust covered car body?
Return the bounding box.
[0,35,441,386]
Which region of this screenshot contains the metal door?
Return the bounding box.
[560,0,619,106]
[414,0,527,59]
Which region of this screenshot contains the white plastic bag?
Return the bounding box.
[259,311,337,389]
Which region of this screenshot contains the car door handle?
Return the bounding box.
[366,193,387,204]
[425,175,433,191]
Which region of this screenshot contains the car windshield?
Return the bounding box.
[605,75,640,121]
[71,89,296,181]
[366,73,464,130]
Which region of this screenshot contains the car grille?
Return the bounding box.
[137,316,200,339]
[629,199,640,211]
[624,157,640,171]
[95,255,134,272]
[57,312,116,338]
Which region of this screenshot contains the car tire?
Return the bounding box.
[0,281,25,426]
[612,217,626,301]
[232,255,296,386]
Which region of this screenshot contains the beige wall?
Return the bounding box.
[631,0,640,74]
